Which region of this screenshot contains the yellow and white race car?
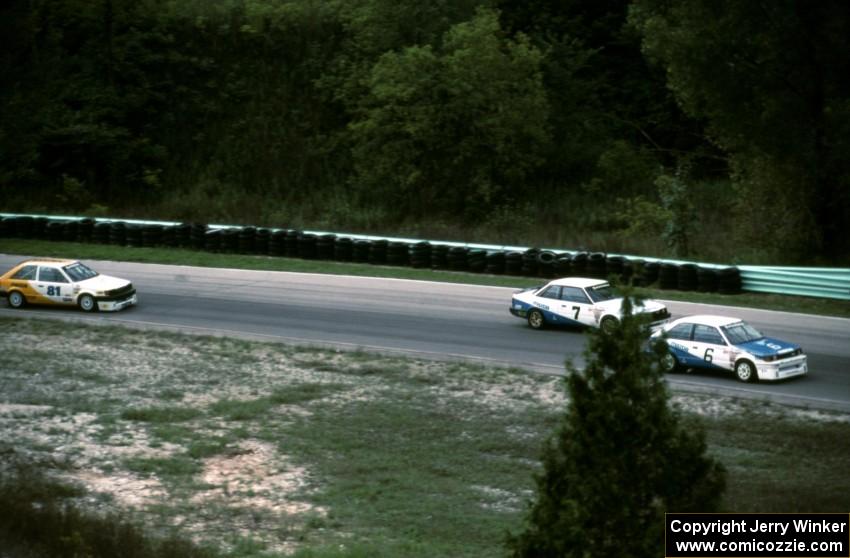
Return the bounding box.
[0,258,137,312]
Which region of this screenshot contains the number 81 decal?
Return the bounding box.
[46,286,61,296]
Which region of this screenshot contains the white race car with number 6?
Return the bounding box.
[509,277,670,334]
[651,315,807,382]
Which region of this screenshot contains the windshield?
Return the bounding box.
[586,284,616,303]
[721,322,764,344]
[63,262,98,282]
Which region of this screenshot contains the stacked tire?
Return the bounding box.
[536,250,557,277]
[317,234,336,260]
[387,242,409,266]
[659,262,679,289]
[505,252,523,275]
[334,237,354,261]
[448,247,468,270]
[431,244,449,269]
[485,251,505,274]
[369,239,388,265]
[521,249,539,277]
[677,263,699,291]
[353,240,371,262]
[467,249,487,273]
[717,267,742,294]
[554,253,572,276]
[410,242,431,268]
[571,252,588,276]
[697,267,719,292]
[588,253,606,278]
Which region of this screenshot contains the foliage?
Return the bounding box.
[347,8,551,221]
[657,168,696,258]
[508,296,725,558]
[630,0,850,260]
[1,0,848,262]
[0,465,215,558]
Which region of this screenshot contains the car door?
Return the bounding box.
[558,286,595,326]
[35,266,72,305]
[531,285,564,323]
[689,324,732,371]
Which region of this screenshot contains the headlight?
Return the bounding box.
[95,291,105,296]
[761,355,776,362]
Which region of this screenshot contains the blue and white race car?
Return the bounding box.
[509,277,670,334]
[651,315,807,382]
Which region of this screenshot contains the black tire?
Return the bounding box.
[661,352,679,373]
[78,294,98,312]
[735,359,758,383]
[600,316,619,335]
[8,290,26,309]
[527,308,546,330]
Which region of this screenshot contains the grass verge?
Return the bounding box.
[1,316,849,557]
[2,238,849,318]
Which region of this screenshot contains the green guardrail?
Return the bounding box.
[738,266,850,300]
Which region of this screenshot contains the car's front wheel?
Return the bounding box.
[78,294,97,312]
[735,360,758,383]
[8,291,26,309]
[527,309,545,330]
[599,316,619,335]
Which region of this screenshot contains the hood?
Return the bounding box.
[734,336,800,358]
[77,274,131,292]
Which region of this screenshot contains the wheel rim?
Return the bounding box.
[529,311,543,329]
[736,362,754,382]
[662,353,676,372]
[80,296,94,311]
[10,292,23,308]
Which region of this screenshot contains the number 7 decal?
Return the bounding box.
[572,306,580,319]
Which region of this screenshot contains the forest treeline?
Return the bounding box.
[1,0,849,264]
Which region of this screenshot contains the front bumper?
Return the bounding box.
[757,355,808,381]
[95,293,137,312]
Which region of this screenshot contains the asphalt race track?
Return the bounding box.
[2,255,849,411]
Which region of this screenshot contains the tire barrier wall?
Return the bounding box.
[3,213,848,299]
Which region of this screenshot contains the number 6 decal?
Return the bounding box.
[704,348,714,363]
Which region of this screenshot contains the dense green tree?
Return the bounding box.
[630,0,850,261]
[347,8,551,221]
[497,0,718,193]
[508,297,725,558]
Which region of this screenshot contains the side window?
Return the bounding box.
[693,324,725,345]
[11,265,37,280]
[560,287,590,304]
[538,286,561,300]
[38,267,69,283]
[667,323,694,340]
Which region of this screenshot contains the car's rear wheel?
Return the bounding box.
[8,291,26,309]
[735,359,758,383]
[661,352,679,373]
[527,309,545,330]
[78,294,97,312]
[600,316,619,335]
